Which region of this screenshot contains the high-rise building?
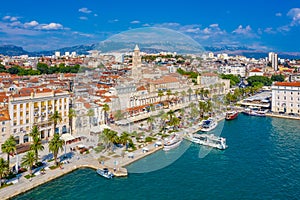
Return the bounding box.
[268,52,278,71]
[55,51,61,58]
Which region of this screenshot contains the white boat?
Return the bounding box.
[200,118,218,132]
[96,168,114,179]
[163,134,182,151]
[190,133,227,150]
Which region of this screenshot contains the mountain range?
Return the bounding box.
[0,43,299,60]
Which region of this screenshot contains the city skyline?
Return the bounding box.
[0,0,299,52]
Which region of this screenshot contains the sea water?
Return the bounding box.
[14,115,300,200]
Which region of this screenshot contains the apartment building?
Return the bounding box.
[271,82,300,114]
[8,88,70,144]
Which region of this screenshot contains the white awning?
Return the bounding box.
[61,134,75,141]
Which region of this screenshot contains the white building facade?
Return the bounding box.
[271,82,300,114]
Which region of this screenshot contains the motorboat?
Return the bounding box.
[225,111,239,120]
[242,108,266,117]
[163,134,182,151]
[96,168,114,179]
[200,118,218,132]
[190,133,227,150]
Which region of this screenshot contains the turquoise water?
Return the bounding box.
[14,115,300,200]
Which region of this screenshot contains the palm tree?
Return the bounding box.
[119,132,132,150]
[102,104,110,124]
[168,116,180,130]
[29,125,40,139]
[48,134,64,166]
[167,110,175,121]
[0,158,8,187]
[158,90,164,103]
[198,101,207,119]
[30,138,44,163]
[1,136,16,169]
[68,108,76,134]
[181,90,186,103]
[166,89,172,101]
[50,110,62,135]
[21,151,35,175]
[147,116,155,131]
[187,88,193,101]
[29,125,44,162]
[114,110,124,121]
[98,129,112,150]
[87,109,95,129]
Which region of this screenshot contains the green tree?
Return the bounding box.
[147,116,155,131]
[0,158,8,187]
[87,109,95,129]
[102,104,110,124]
[114,110,124,121]
[247,76,272,86]
[187,88,193,101]
[37,62,49,74]
[181,90,186,103]
[158,90,164,103]
[68,108,76,134]
[48,134,64,166]
[21,151,35,175]
[1,136,16,169]
[220,74,240,86]
[166,89,172,101]
[50,110,62,134]
[271,74,285,82]
[29,125,44,162]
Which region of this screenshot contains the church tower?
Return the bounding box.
[131,44,142,80]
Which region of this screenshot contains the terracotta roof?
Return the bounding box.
[137,86,147,91]
[250,68,262,73]
[0,107,10,121]
[274,82,300,87]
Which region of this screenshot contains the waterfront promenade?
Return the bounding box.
[0,139,164,200]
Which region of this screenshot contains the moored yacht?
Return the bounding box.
[163,134,182,151]
[200,118,218,132]
[242,108,266,117]
[190,133,227,150]
[96,168,114,179]
[225,111,239,120]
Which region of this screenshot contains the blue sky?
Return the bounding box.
[0,0,299,52]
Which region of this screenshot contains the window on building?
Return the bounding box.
[2,121,5,125]
[2,127,5,132]
[284,96,286,100]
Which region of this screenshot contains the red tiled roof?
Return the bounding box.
[250,68,262,73]
[274,82,300,87]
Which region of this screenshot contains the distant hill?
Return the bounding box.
[0,45,29,56]
[0,44,299,59]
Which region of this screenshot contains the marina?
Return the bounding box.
[12,115,300,200]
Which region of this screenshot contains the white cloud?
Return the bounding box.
[2,15,18,21]
[275,13,282,17]
[79,16,88,20]
[209,24,219,28]
[9,21,22,27]
[130,20,140,24]
[78,7,92,14]
[143,23,150,27]
[24,21,39,28]
[287,8,300,26]
[94,14,98,17]
[232,25,253,35]
[264,27,276,34]
[40,23,63,30]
